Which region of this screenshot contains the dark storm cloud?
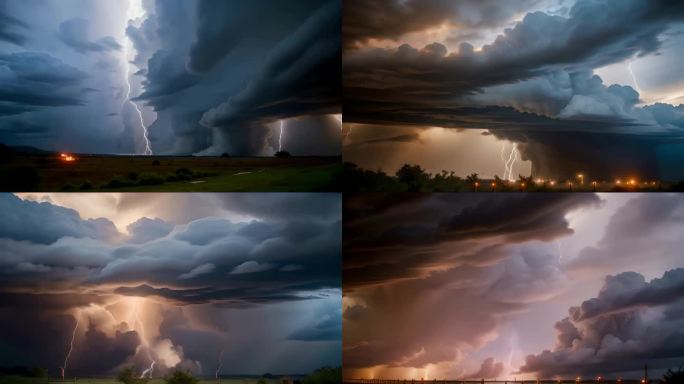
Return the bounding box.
[343,0,539,50]
[0,194,341,306]
[345,0,684,116]
[344,0,684,179]
[128,0,341,156]
[519,268,684,377]
[199,0,340,123]
[0,193,341,375]
[344,193,599,288]
[57,18,122,54]
[343,194,602,372]
[0,5,29,46]
[0,52,87,114]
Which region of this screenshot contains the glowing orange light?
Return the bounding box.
[59,153,76,162]
[629,179,636,185]
[616,179,622,185]
[550,180,556,186]
[491,182,496,188]
[521,183,526,187]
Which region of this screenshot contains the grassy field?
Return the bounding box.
[0,154,341,192]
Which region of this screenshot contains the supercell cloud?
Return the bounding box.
[0,0,341,156]
[343,0,684,179]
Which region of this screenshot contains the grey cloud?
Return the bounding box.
[0,194,341,307]
[57,18,122,54]
[0,5,29,46]
[520,268,684,377]
[0,194,119,244]
[0,52,87,115]
[126,217,175,244]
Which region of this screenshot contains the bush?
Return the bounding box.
[301,367,341,384]
[80,181,93,190]
[117,367,149,384]
[137,172,165,186]
[221,152,231,158]
[275,150,292,158]
[165,370,198,384]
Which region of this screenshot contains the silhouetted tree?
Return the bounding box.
[165,370,198,384]
[396,164,430,192]
[661,368,684,384]
[301,367,342,384]
[275,150,292,158]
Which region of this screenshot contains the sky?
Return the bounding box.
[0,0,341,156]
[343,193,684,380]
[343,0,684,181]
[0,193,341,377]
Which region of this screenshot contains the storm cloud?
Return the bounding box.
[343,0,684,179]
[0,0,341,156]
[343,194,684,380]
[0,193,341,376]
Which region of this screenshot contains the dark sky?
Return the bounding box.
[343,193,684,380]
[0,193,341,377]
[0,0,341,156]
[343,0,684,180]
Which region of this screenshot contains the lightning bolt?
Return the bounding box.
[278,120,285,152]
[627,61,642,96]
[556,241,563,264]
[215,348,225,380]
[61,312,80,381]
[503,143,519,181]
[123,0,152,155]
[132,299,156,379]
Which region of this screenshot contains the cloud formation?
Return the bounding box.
[343,0,684,179]
[0,193,341,376]
[520,268,684,377]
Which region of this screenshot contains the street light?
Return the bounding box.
[576,173,584,185]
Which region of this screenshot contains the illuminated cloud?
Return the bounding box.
[343,0,684,179]
[0,193,341,376]
[343,194,684,379]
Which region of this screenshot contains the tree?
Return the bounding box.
[396,164,430,192]
[661,368,684,384]
[301,367,341,384]
[465,173,480,190]
[117,367,149,384]
[221,152,231,158]
[165,370,198,384]
[275,150,292,158]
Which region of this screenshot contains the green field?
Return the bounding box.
[0,154,341,192]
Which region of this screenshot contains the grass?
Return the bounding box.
[0,154,341,192]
